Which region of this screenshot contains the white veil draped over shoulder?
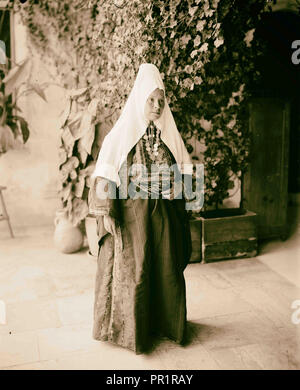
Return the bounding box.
[91,63,193,187]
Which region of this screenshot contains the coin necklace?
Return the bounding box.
[143,121,161,162]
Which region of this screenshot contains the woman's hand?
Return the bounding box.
[103,215,117,235]
[161,187,174,200]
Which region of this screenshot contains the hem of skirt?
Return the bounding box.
[153,332,185,346]
[93,334,150,355]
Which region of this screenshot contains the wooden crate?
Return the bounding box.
[201,210,257,263]
[189,216,202,263]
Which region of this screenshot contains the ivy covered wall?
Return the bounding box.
[18,0,270,217]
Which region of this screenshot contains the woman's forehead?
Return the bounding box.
[148,88,165,99]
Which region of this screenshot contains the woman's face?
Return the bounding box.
[144,88,165,122]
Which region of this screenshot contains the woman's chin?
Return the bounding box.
[150,114,161,121]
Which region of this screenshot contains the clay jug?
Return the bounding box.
[54,209,83,253]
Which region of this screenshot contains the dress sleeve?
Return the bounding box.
[88,176,121,221]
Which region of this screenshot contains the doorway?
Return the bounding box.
[244,9,300,240]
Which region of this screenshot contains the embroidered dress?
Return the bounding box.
[88,132,192,354]
[130,122,177,199]
[89,63,193,354]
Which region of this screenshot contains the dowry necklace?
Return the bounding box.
[143,121,161,162]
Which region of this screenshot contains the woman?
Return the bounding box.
[88,63,193,354]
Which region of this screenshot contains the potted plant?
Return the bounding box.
[189,206,257,264]
[0,58,46,155]
[199,209,257,263]
[56,87,101,254]
[185,121,259,263]
[187,147,258,263]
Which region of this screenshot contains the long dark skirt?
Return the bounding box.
[93,197,192,354]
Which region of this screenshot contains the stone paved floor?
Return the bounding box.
[0,209,299,370]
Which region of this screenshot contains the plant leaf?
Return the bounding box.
[77,139,88,165]
[59,182,72,202]
[70,198,89,226]
[58,98,72,128]
[0,124,15,153]
[79,123,95,155]
[60,156,79,177]
[28,83,47,102]
[2,58,30,96]
[68,87,88,98]
[14,116,30,143]
[87,98,99,116]
[68,110,89,140]
[74,175,85,198]
[58,146,67,166]
[61,126,75,157]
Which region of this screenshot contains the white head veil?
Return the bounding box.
[91,63,193,187]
